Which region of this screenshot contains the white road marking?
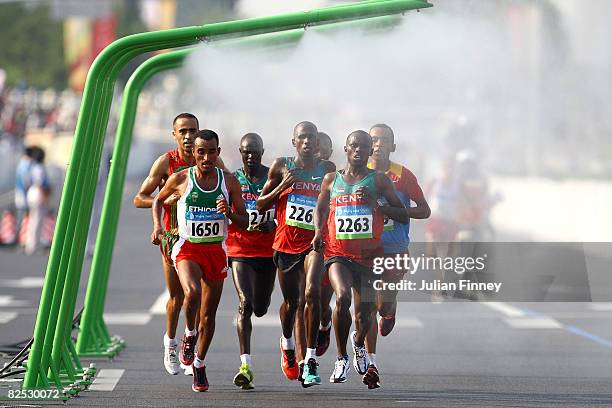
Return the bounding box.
[505,317,563,329]
[0,295,28,307]
[0,311,18,324]
[89,369,125,391]
[0,277,44,288]
[103,313,152,325]
[480,302,526,317]
[149,290,169,315]
[588,303,612,312]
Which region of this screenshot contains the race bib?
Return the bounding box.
[246,200,275,230]
[186,211,225,243]
[335,205,373,240]
[286,193,316,230]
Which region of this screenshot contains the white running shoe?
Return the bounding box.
[164,345,181,375]
[350,330,368,375]
[181,362,193,376]
[329,356,350,383]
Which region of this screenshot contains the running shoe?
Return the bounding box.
[180,333,197,366]
[329,356,350,383]
[182,363,193,376]
[192,364,209,392]
[351,330,368,375]
[279,337,299,380]
[298,361,305,387]
[302,358,321,387]
[233,363,255,390]
[362,364,380,389]
[379,314,396,337]
[163,345,181,375]
[316,326,331,357]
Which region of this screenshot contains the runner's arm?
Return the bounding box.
[312,172,334,252]
[376,173,410,224]
[409,196,431,219]
[256,158,294,211]
[222,172,249,230]
[403,170,431,219]
[134,154,168,208]
[151,172,184,244]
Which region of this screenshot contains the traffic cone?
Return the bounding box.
[0,209,17,245]
[19,214,29,246]
[41,211,55,248]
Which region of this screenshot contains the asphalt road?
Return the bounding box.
[1,187,612,407]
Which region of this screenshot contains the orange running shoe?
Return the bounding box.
[279,337,299,380]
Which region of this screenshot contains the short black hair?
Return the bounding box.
[370,123,394,143]
[30,146,46,163]
[194,129,219,146]
[346,130,372,145]
[241,132,263,148]
[293,121,317,137]
[173,112,199,128]
[317,132,332,145]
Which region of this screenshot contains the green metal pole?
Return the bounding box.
[77,52,187,356]
[24,0,432,389]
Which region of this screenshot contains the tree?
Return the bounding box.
[0,3,66,89]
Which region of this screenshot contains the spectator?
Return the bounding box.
[25,146,51,255]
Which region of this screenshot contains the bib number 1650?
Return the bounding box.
[191,222,220,237]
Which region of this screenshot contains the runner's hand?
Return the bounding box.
[163,192,180,206]
[151,227,164,245]
[355,186,377,209]
[279,168,298,192]
[311,232,325,253]
[253,220,276,233]
[216,197,230,216]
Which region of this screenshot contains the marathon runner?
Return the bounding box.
[312,130,408,385]
[226,133,277,390]
[256,121,335,387]
[134,113,225,375]
[361,123,430,388]
[151,129,247,392]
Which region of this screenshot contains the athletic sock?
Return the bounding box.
[163,333,177,348]
[368,353,377,367]
[305,348,317,362]
[185,326,197,337]
[281,336,295,350]
[319,321,332,331]
[240,354,252,366]
[194,357,205,368]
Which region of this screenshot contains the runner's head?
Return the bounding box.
[172,113,199,157]
[345,130,372,168]
[239,133,264,171]
[292,121,318,159]
[370,123,395,162]
[193,129,220,174]
[316,132,333,160]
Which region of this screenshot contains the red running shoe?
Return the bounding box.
[279,337,299,380]
[362,364,380,389]
[379,315,396,337]
[192,363,209,392]
[316,326,331,357]
[180,333,197,366]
